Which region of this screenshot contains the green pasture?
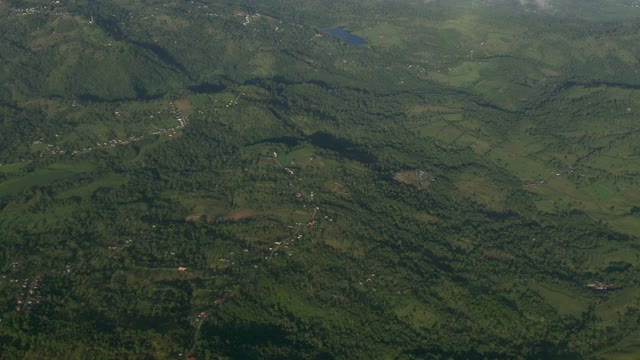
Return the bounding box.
[280,145,316,165]
[0,160,96,197]
[530,282,588,316]
[55,174,128,199]
[415,121,464,144]
[0,202,77,230]
[596,287,640,321]
[487,139,551,180]
[392,296,439,329]
[600,331,640,360]
[455,134,491,155]
[249,52,276,78]
[178,196,228,222]
[0,162,28,175]
[454,172,508,212]
[582,244,639,273]
[608,215,640,237]
[355,22,403,47]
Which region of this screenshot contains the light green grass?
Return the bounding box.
[599,331,640,360]
[393,297,439,329]
[355,22,403,47]
[0,161,97,196]
[0,162,28,174]
[608,215,640,237]
[56,174,127,199]
[281,145,316,165]
[583,245,639,273]
[531,282,588,316]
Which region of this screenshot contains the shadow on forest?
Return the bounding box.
[129,40,186,72]
[253,136,301,147]
[187,82,227,94]
[76,92,166,103]
[253,132,375,164]
[308,132,375,164]
[201,322,324,359]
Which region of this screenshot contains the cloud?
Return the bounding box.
[517,0,552,9]
[467,0,554,10]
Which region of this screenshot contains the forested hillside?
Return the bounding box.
[1,0,640,358]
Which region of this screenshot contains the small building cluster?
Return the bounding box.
[14,277,44,313]
[586,282,615,291]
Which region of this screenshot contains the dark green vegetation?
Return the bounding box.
[1,0,640,358]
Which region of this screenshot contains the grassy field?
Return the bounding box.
[0,161,96,196]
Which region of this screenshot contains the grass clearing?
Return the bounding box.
[582,245,639,273]
[595,287,640,321]
[432,62,487,88]
[531,282,588,316]
[281,145,316,166]
[356,22,403,47]
[250,52,276,78]
[181,197,227,222]
[56,174,127,199]
[222,208,256,222]
[599,331,640,360]
[0,162,28,175]
[455,172,508,211]
[394,170,432,190]
[417,122,464,143]
[323,236,357,254]
[414,212,439,224]
[0,161,97,196]
[393,297,439,329]
[455,134,491,155]
[608,215,640,237]
[173,98,192,113]
[442,113,463,122]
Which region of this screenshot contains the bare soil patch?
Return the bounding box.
[174,99,193,113]
[331,182,349,196]
[186,214,202,222]
[393,170,431,190]
[541,68,561,77]
[222,208,255,222]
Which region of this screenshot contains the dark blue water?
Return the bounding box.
[323,26,367,45]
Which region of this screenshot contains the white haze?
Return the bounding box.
[518,0,551,8]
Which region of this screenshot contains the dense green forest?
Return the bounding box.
[1,0,640,358]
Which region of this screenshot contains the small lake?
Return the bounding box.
[323,26,367,45]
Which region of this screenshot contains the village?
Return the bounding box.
[5,98,198,167]
[522,165,585,189]
[0,261,47,317]
[586,282,616,291]
[13,276,44,313]
[8,3,68,17]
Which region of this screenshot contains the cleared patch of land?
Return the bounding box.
[393,169,432,190]
[222,208,256,222]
